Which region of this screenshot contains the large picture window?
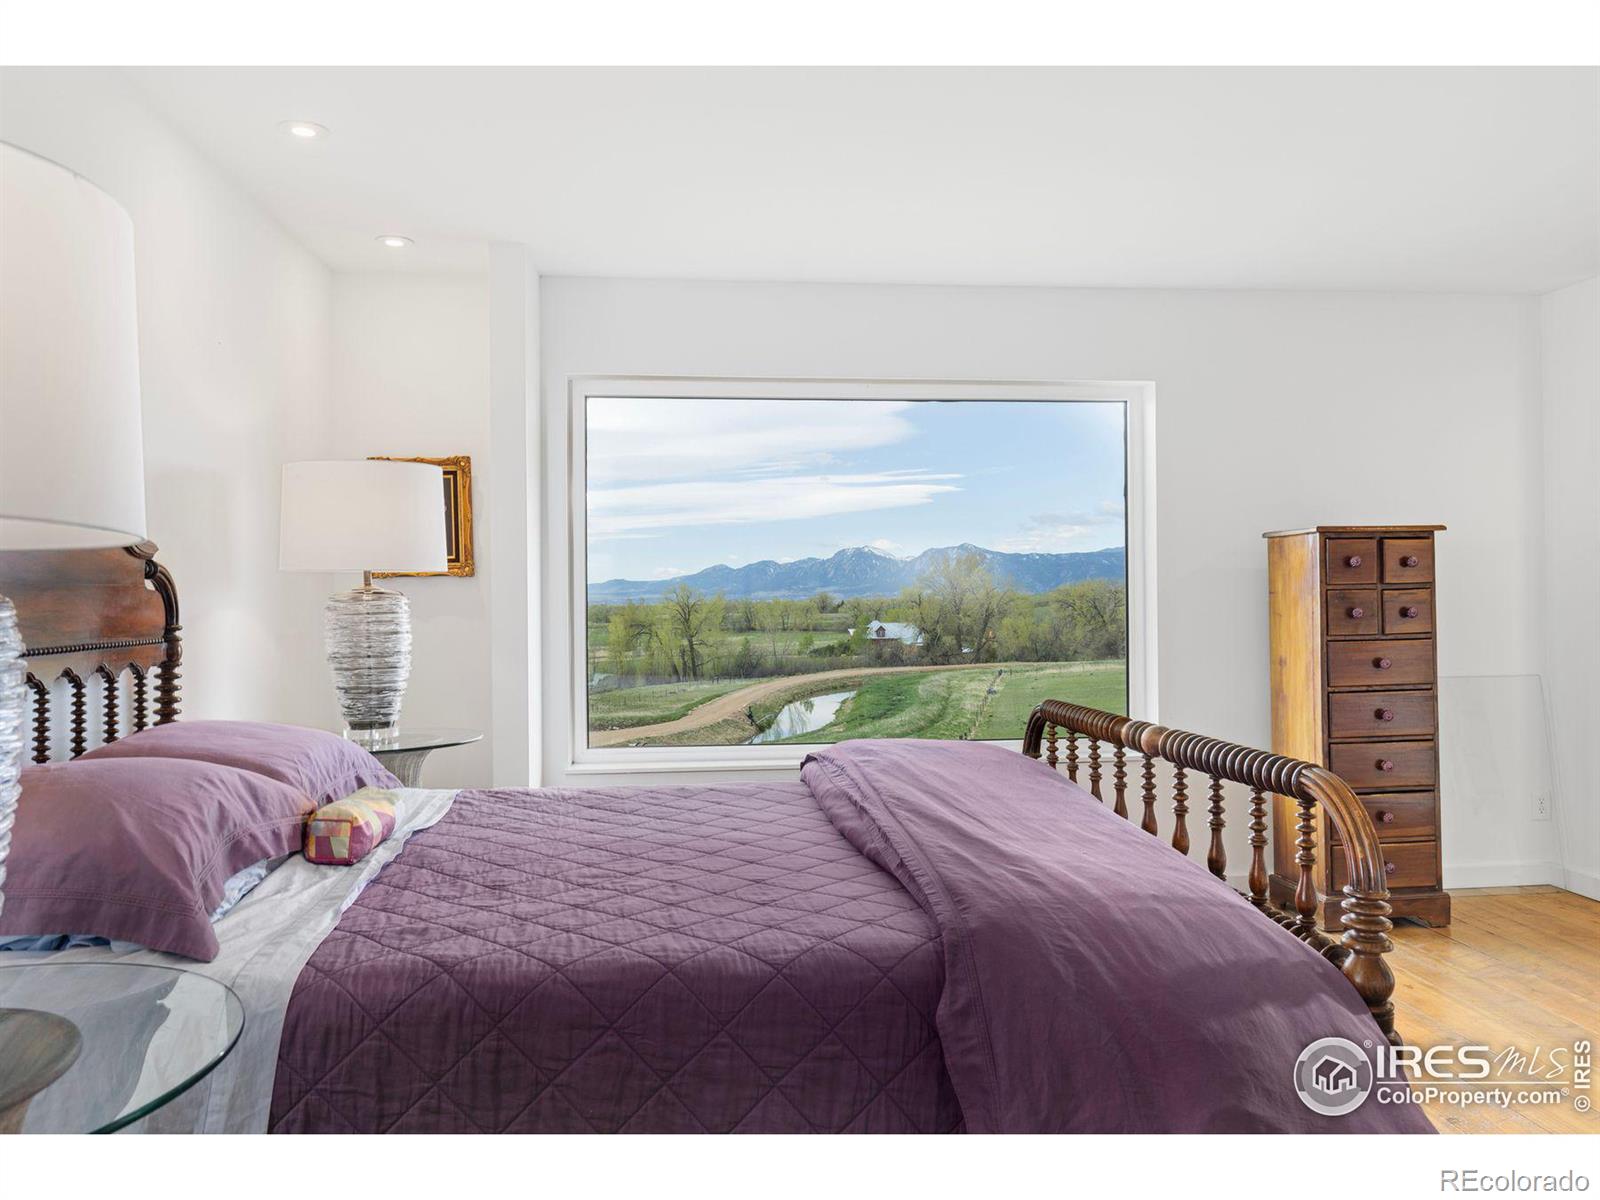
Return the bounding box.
[569,379,1152,767]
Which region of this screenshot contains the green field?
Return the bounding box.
[587,679,749,731]
[969,662,1126,740]
[622,660,1126,748]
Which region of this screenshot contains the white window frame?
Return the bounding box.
[565,376,1157,775]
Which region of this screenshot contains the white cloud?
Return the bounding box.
[588,469,961,536]
[647,565,688,579]
[586,397,919,484]
[996,500,1125,553]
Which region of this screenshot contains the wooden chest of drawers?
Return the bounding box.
[1265,525,1450,928]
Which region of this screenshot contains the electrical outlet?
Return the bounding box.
[1533,794,1552,821]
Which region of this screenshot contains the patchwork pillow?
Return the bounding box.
[82,720,400,806]
[304,788,398,866]
[0,759,314,961]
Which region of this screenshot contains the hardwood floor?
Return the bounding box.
[1388,886,1599,1134]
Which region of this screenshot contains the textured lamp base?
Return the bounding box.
[324,585,412,744]
[0,594,24,919]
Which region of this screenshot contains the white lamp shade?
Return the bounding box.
[279,460,448,573]
[0,142,147,549]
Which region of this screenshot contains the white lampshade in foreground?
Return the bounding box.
[0,142,148,924]
[279,460,447,574]
[0,142,147,550]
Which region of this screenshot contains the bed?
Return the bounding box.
[0,544,1429,1134]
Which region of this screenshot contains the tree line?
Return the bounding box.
[594,550,1125,683]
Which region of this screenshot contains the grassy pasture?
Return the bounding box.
[587,679,749,731]
[778,661,1127,745]
[621,660,1128,748]
[969,662,1127,740]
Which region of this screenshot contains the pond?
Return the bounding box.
[747,689,856,745]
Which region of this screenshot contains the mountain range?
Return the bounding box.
[587,544,1126,602]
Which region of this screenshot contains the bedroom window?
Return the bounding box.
[568,378,1155,769]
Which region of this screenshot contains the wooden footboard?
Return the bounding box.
[1023,700,1401,1045]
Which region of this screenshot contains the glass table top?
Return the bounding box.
[0,962,244,1133]
[346,726,484,753]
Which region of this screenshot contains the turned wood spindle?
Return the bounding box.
[131,666,149,732]
[1293,797,1319,935]
[97,665,120,743]
[1206,775,1227,879]
[1087,738,1102,800]
[1065,730,1079,782]
[1044,724,1058,769]
[156,652,182,725]
[27,675,50,764]
[1247,787,1269,909]
[1340,889,1400,1047]
[1112,745,1128,820]
[1140,753,1158,836]
[1171,765,1190,856]
[64,669,87,758]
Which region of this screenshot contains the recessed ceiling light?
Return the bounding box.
[376,235,413,249]
[279,121,328,140]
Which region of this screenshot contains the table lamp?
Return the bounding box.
[0,142,148,918]
[278,460,446,746]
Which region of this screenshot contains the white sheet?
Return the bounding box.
[9,787,457,1134]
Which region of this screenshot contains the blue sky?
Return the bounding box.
[587,397,1126,582]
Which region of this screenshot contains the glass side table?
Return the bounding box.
[350,726,483,787]
[0,962,244,1133]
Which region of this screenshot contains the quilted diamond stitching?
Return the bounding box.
[270,782,960,1133]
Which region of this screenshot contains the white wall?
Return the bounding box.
[0,69,499,778]
[1,65,1576,892]
[327,273,493,786]
[537,277,1550,886]
[1540,277,1600,899]
[0,67,334,725]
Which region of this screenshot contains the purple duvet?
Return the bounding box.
[269,741,1432,1134]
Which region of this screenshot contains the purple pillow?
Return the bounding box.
[0,759,315,960]
[82,720,400,806]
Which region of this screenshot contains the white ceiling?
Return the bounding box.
[125,66,1598,292]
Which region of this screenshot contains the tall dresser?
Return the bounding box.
[1265,525,1449,928]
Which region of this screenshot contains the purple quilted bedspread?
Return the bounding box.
[804,740,1433,1133]
[269,782,959,1132]
[270,742,1431,1134]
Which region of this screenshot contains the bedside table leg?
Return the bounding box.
[378,748,430,788]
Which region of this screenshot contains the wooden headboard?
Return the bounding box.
[0,542,182,762]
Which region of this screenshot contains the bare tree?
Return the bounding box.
[663,585,723,678]
[912,551,1011,663]
[756,599,786,665]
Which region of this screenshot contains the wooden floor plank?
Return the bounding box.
[1388,889,1599,1135]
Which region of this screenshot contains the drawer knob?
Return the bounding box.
[1401,554,1419,568]
[1385,861,1397,875]
[1345,554,1363,568]
[1377,758,1395,772]
[1374,656,1392,669]
[1400,605,1419,618]
[1376,707,1395,721]
[1377,810,1396,823]
[1348,606,1365,619]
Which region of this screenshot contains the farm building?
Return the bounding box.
[856,620,925,646]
